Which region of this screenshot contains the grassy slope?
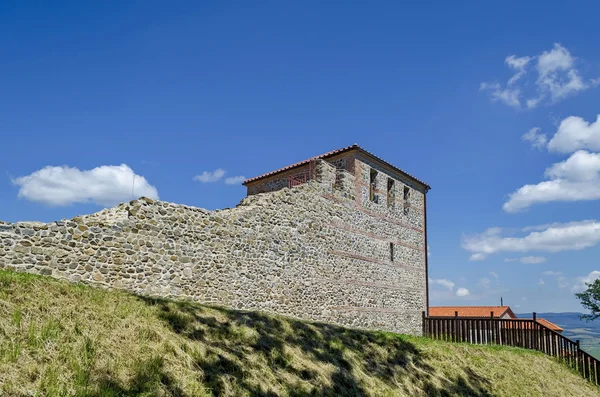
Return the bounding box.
[0,271,597,397]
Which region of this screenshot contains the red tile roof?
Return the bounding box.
[523,318,564,332]
[429,306,564,332]
[429,306,516,318]
[243,144,430,189]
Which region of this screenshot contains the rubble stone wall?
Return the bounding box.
[0,159,427,334]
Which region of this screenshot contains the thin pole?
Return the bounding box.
[132,174,136,199]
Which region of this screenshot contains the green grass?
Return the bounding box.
[0,270,598,396]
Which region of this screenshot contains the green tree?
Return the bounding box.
[576,279,600,321]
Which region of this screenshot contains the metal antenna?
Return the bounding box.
[131,174,136,200]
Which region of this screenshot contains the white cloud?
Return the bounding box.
[12,164,158,207]
[456,288,470,297]
[429,278,455,291]
[489,271,499,279]
[224,176,246,185]
[573,270,600,292]
[479,82,521,108]
[506,55,533,85]
[477,277,491,289]
[541,271,563,276]
[537,279,545,286]
[504,150,600,212]
[480,44,597,109]
[547,115,600,154]
[193,169,226,183]
[520,256,546,264]
[504,258,517,262]
[469,253,486,261]
[522,127,548,150]
[536,44,588,103]
[462,220,600,259]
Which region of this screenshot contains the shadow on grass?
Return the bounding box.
[132,295,495,397]
[75,356,186,397]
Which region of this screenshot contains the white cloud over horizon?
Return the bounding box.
[13,164,159,207]
[504,149,600,212]
[573,270,600,292]
[480,43,598,109]
[511,114,600,212]
[462,220,600,260]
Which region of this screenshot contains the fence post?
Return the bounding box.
[577,340,582,375]
[422,311,426,336]
[454,311,459,342]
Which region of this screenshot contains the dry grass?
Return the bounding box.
[0,270,598,397]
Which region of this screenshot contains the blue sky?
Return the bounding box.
[2,1,600,313]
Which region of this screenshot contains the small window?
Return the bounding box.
[369,169,378,202]
[403,186,410,201]
[387,178,395,208]
[389,242,394,262]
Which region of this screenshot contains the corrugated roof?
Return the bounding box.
[243,144,430,189]
[429,306,515,318]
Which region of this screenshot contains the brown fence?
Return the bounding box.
[423,312,600,385]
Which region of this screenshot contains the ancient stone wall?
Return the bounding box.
[0,159,427,335]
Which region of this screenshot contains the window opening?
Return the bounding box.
[390,242,394,262]
[387,178,395,208]
[370,169,378,203]
[403,186,410,201]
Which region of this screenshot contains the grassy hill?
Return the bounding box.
[1,271,598,397]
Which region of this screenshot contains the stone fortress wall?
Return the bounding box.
[0,157,428,335]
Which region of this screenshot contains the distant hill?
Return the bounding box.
[518,312,600,359]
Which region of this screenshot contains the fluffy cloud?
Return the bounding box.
[506,55,533,85]
[547,115,600,154]
[520,256,546,264]
[504,150,600,212]
[506,114,600,211]
[481,44,597,109]
[479,82,521,108]
[193,169,226,183]
[13,164,158,207]
[456,288,470,297]
[533,43,589,104]
[224,176,246,185]
[429,278,455,291]
[469,253,486,261]
[522,127,548,150]
[573,270,600,292]
[462,220,600,260]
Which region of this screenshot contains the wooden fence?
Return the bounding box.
[423,311,600,385]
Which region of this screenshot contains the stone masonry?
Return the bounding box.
[0,146,430,335]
